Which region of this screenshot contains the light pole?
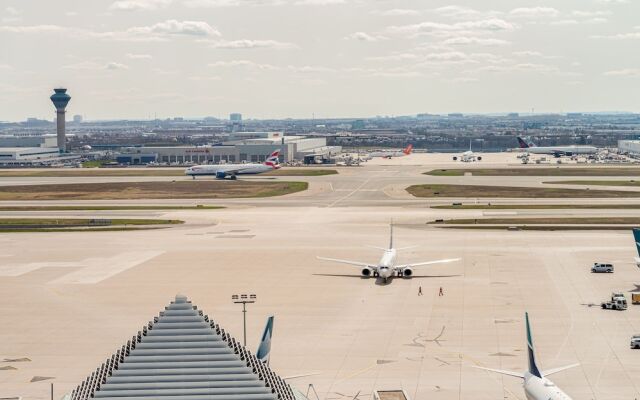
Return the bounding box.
[232,294,256,346]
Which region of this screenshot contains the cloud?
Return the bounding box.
[509,7,560,19]
[513,50,543,57]
[596,0,628,3]
[443,36,510,46]
[208,60,280,70]
[592,31,640,39]
[0,25,69,34]
[572,10,611,17]
[126,53,153,59]
[294,0,345,4]
[345,31,386,42]
[106,62,129,70]
[371,9,420,17]
[109,0,172,11]
[128,20,220,37]
[207,39,295,49]
[387,18,516,38]
[5,6,20,15]
[604,68,640,76]
[550,19,579,25]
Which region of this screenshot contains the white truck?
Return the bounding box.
[631,335,640,349]
[601,293,627,310]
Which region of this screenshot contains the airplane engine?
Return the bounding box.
[361,267,373,277]
[402,267,413,277]
[215,171,227,179]
[477,156,482,161]
[452,156,458,161]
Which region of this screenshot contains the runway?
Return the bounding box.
[1,154,639,400]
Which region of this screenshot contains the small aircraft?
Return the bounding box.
[516,136,597,157]
[317,223,460,283]
[369,144,413,159]
[185,151,280,180]
[475,312,579,400]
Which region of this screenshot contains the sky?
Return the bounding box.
[0,0,639,121]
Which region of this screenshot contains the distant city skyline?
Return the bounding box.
[1,0,639,121]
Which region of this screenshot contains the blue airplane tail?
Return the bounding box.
[256,316,274,365]
[525,312,542,378]
[633,228,640,257]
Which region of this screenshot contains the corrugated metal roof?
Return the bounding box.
[71,295,296,400]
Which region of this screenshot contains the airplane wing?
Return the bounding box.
[395,258,460,269]
[283,372,321,380]
[542,363,579,377]
[473,366,524,379]
[316,256,374,268]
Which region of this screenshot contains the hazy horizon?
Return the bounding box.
[2,0,639,121]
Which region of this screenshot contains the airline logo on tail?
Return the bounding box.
[256,316,274,365]
[403,144,413,155]
[264,151,281,169]
[517,137,530,149]
[525,312,542,378]
[633,228,640,257]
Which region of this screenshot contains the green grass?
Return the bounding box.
[426,168,640,177]
[438,226,633,231]
[432,204,640,210]
[0,181,308,200]
[81,160,116,168]
[430,217,640,225]
[264,169,338,176]
[0,218,183,226]
[0,205,224,211]
[406,184,640,198]
[545,180,640,187]
[0,227,167,233]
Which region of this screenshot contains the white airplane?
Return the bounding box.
[317,223,460,283]
[185,151,280,179]
[453,141,481,162]
[475,312,579,400]
[516,137,597,156]
[369,144,413,159]
[633,228,640,268]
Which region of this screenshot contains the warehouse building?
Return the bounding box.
[618,140,640,155]
[0,147,69,165]
[117,134,341,165]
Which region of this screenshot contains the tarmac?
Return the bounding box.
[1,153,639,400]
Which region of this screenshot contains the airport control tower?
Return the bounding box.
[50,88,71,152]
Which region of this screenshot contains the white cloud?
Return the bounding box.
[371,9,420,17]
[294,0,345,5]
[128,20,220,37]
[5,7,20,15]
[387,18,516,38]
[0,25,68,34]
[572,10,611,17]
[550,20,579,26]
[106,62,129,70]
[592,32,640,39]
[208,60,280,70]
[345,31,386,42]
[443,37,510,46]
[604,68,640,76]
[513,50,543,57]
[207,39,295,49]
[596,0,628,3]
[510,7,560,19]
[109,0,172,11]
[126,53,153,59]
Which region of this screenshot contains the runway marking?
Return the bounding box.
[327,177,374,208]
[0,251,163,284]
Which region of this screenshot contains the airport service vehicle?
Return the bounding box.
[369,144,413,159]
[453,141,481,162]
[633,228,640,268]
[185,151,280,179]
[591,263,614,273]
[631,335,640,349]
[317,223,460,284]
[476,312,578,400]
[632,293,640,305]
[601,293,627,310]
[516,136,597,157]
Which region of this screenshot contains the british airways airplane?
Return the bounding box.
[317,223,460,284]
[476,312,579,400]
[516,136,597,156]
[185,151,281,180]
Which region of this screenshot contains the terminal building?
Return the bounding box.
[117,132,341,165]
[68,295,301,400]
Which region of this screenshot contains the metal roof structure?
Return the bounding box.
[70,295,296,400]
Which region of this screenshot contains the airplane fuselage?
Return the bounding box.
[518,146,597,155]
[524,373,571,400]
[377,249,397,279]
[185,163,272,177]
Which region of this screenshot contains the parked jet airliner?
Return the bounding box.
[516,137,597,156]
[369,144,413,159]
[476,312,579,400]
[317,223,460,283]
[185,151,280,179]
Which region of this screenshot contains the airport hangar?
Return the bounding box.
[116,132,342,165]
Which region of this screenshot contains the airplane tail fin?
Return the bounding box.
[403,144,413,155]
[632,228,640,258]
[389,220,394,249]
[525,312,543,378]
[256,316,274,365]
[264,151,281,169]
[516,137,530,149]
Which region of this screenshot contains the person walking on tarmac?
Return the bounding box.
[418,286,423,296]
[439,286,444,296]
